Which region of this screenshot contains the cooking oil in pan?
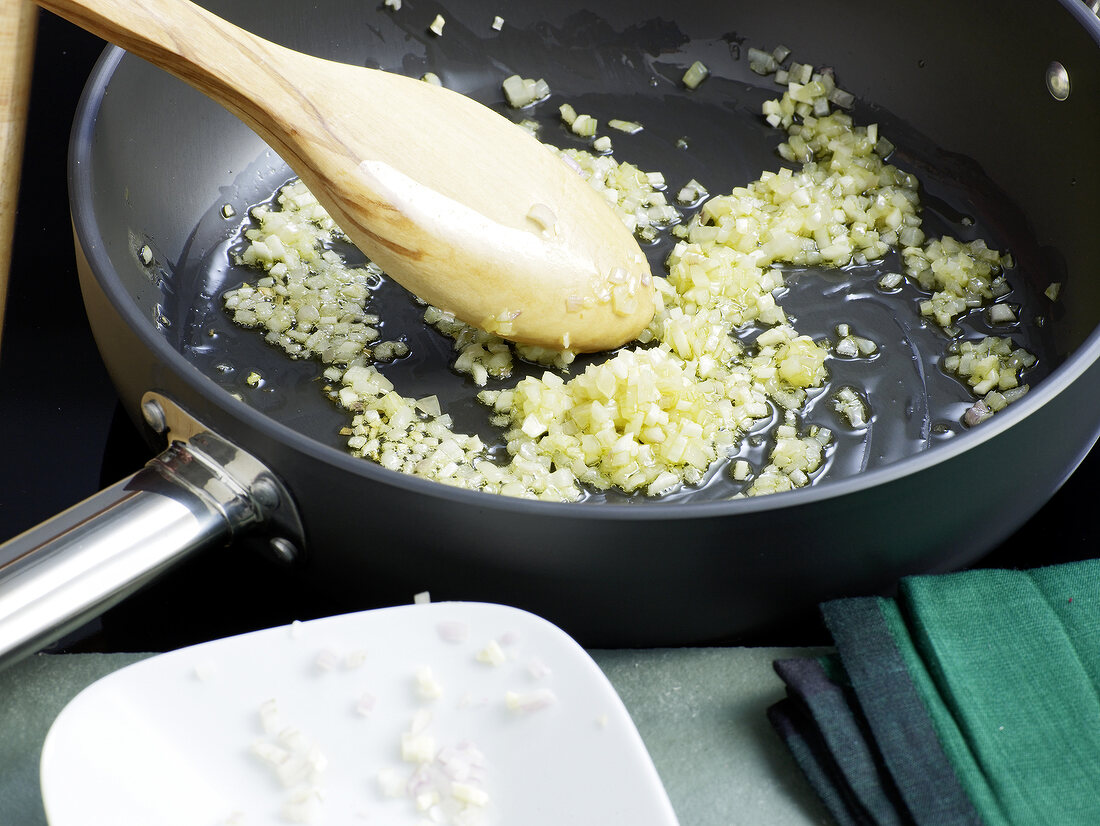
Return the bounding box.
[173,69,1054,505]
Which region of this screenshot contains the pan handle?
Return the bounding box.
[0,392,303,669]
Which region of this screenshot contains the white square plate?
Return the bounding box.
[40,602,679,826]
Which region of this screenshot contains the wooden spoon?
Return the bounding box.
[38,0,656,352]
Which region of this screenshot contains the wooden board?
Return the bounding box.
[0,1,38,356]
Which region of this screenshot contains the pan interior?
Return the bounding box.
[89,1,1065,506]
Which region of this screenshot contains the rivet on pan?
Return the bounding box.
[268,537,299,564]
[252,476,280,509]
[141,399,166,434]
[1046,61,1070,101]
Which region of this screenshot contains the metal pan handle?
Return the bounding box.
[0,392,303,668]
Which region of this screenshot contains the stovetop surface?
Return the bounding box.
[1,14,1095,654]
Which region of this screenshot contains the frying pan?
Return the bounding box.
[2,0,1099,658]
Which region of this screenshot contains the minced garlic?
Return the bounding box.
[502,75,549,108]
[903,236,1013,330]
[223,56,1033,501]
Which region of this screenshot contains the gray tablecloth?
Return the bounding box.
[1,648,831,825]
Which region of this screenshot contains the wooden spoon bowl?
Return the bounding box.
[39,0,655,351]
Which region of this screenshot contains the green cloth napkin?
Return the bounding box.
[770,559,1100,826]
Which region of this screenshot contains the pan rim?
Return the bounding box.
[68,37,1100,523]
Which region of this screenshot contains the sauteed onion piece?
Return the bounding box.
[224,51,1037,501]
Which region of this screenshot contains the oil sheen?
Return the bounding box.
[173,70,1054,505]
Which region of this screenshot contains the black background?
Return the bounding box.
[1,12,1096,653]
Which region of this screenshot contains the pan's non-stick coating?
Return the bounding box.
[72,0,1100,643]
[128,0,1060,500]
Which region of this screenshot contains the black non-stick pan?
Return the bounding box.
[2,0,1098,657]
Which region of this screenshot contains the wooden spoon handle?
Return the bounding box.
[34,0,375,216]
[35,0,288,129]
[0,0,38,356]
[36,0,656,351]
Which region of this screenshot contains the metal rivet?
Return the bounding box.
[1046,61,1070,101]
[269,537,299,564]
[252,477,280,509]
[141,399,166,433]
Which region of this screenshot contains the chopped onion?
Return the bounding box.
[401,731,437,763]
[964,399,994,427]
[903,236,1015,328]
[452,782,490,807]
[314,648,340,672]
[377,767,406,798]
[878,272,903,290]
[833,386,869,428]
[570,113,597,137]
[224,49,1025,505]
[436,620,470,643]
[476,640,507,666]
[747,47,778,75]
[945,336,1036,421]
[526,657,552,679]
[828,86,855,108]
[682,60,709,89]
[502,75,549,108]
[415,665,444,700]
[675,178,708,205]
[608,118,643,133]
[280,788,323,824]
[504,688,557,713]
[343,649,368,669]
